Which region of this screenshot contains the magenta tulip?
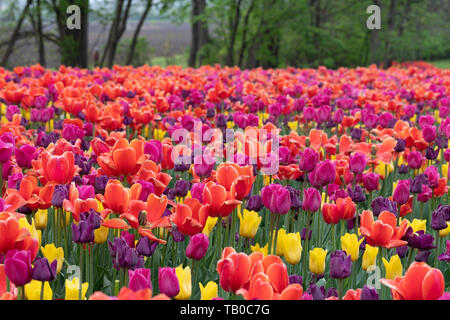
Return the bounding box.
[349,152,367,174]
[261,184,291,215]
[186,233,209,260]
[302,187,321,212]
[158,267,180,298]
[4,250,32,287]
[128,268,152,292]
[393,180,410,205]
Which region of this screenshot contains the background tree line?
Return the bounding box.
[0,0,448,69]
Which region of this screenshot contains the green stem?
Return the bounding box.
[79,246,84,300]
[273,215,281,255]
[40,281,45,300]
[302,211,312,288]
[338,279,344,300]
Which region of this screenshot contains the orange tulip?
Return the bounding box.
[4,176,54,212]
[170,198,209,236]
[35,151,79,185]
[97,138,146,177]
[97,179,141,214]
[215,162,255,200]
[381,262,445,300]
[336,197,356,220]
[0,212,38,260]
[202,182,241,218]
[360,210,408,248]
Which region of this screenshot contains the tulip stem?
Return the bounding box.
[40,281,45,300]
[268,214,275,255]
[79,246,84,300]
[338,279,344,300]
[331,224,336,252]
[302,211,312,288]
[273,215,281,255]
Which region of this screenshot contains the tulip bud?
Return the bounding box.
[32,257,57,282]
[174,265,191,300]
[309,248,327,275]
[329,250,352,279]
[199,281,218,300]
[186,233,209,260]
[158,267,180,298]
[341,233,363,262]
[4,250,32,287]
[393,180,410,205]
[360,285,379,300]
[136,236,158,257]
[349,152,367,174]
[283,232,302,265]
[128,268,152,292]
[407,151,423,169]
[382,255,402,280]
[362,244,379,271]
[302,187,321,213]
[65,278,88,300]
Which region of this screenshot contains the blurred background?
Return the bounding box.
[0,0,449,70]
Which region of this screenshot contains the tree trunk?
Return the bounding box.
[36,0,46,66]
[225,0,243,66]
[383,0,398,68]
[1,0,33,67]
[106,0,132,68]
[369,0,382,65]
[238,0,254,68]
[126,0,153,65]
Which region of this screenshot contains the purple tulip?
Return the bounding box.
[298,148,318,172]
[348,185,366,203]
[407,151,423,169]
[15,144,37,168]
[158,267,180,298]
[136,237,158,257]
[51,184,69,207]
[438,241,450,262]
[32,257,57,282]
[128,268,152,292]
[144,140,162,163]
[190,183,205,203]
[360,285,379,300]
[393,180,410,205]
[306,283,325,300]
[71,220,94,243]
[121,231,135,248]
[349,152,367,174]
[424,166,439,189]
[288,274,303,285]
[302,187,321,212]
[186,233,209,260]
[261,184,291,215]
[6,105,20,121]
[62,123,84,143]
[4,250,32,287]
[422,125,437,143]
[329,250,352,279]
[193,154,215,179]
[0,133,14,163]
[174,180,189,198]
[361,172,379,192]
[77,185,95,200]
[137,180,155,202]
[431,205,450,230]
[245,195,263,212]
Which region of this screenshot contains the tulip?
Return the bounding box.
[282,232,302,265]
[341,233,363,262]
[360,285,379,300]
[65,278,88,300]
[250,243,269,256]
[298,148,318,172]
[439,223,450,238]
[24,280,53,300]
[39,151,79,184]
[302,188,321,212]
[393,180,410,205]
[311,160,335,187]
[34,209,48,230]
[382,255,402,280]
[329,250,352,279]
[51,184,69,207]
[0,133,14,163]
[32,257,57,282]
[193,154,215,179]
[158,267,180,298]
[15,144,37,168]
[422,125,437,143]
[238,209,262,239]
[217,248,250,293]
[362,172,379,192]
[199,281,218,300]
[202,216,218,237]
[349,152,367,174]
[4,250,32,287]
[381,262,444,300]
[128,268,152,292]
[174,180,189,198]
[336,197,356,220]
[322,203,339,224]
[144,140,162,163]
[261,184,291,215]
[41,244,64,274]
[136,237,158,257]
[360,210,408,248]
[309,248,327,275]
[71,220,94,243]
[245,195,263,212]
[174,265,191,300]
[407,151,423,169]
[186,233,209,260]
[362,244,379,271]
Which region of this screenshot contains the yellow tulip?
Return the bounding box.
[282,232,302,265]
[362,244,379,271]
[25,280,53,300]
[41,244,64,274]
[263,175,271,186]
[174,265,191,300]
[199,281,218,300]
[226,121,234,129]
[202,216,218,237]
[153,128,166,141]
[65,278,88,300]
[382,255,402,280]
[94,224,109,244]
[288,121,298,131]
[442,163,448,180]
[19,218,41,250]
[309,248,327,275]
[238,209,262,239]
[251,243,269,256]
[96,199,104,212]
[375,162,394,178]
[273,228,287,256]
[409,219,427,233]
[439,222,450,238]
[35,209,48,230]
[341,233,364,262]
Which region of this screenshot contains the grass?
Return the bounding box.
[429,59,450,69]
[149,53,188,68]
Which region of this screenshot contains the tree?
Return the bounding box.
[188,0,209,67]
[126,0,153,65]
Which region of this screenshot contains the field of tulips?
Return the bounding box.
[0,61,449,301]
